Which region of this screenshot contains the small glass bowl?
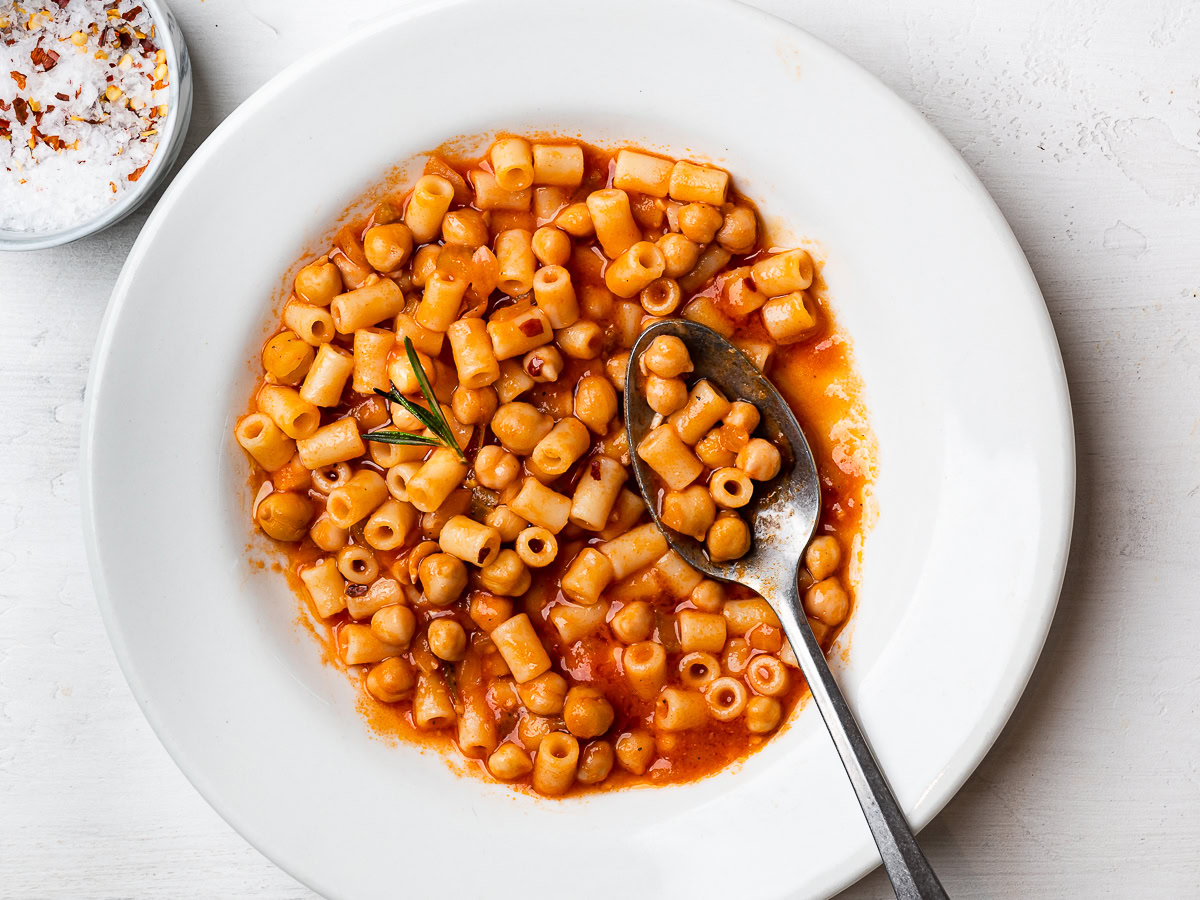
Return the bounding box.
[0,0,193,252]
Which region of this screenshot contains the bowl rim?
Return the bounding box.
[0,0,191,251]
[79,0,1077,896]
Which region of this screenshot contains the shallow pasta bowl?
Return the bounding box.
[80,1,1075,898]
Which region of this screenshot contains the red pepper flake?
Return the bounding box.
[519,318,544,337]
[55,92,69,102]
[52,0,71,8]
[0,99,9,111]
[589,460,603,481]
[33,108,43,125]
[122,6,143,21]
[128,163,149,182]
[12,97,28,126]
[10,71,27,90]
[44,133,64,151]
[29,124,42,146]
[0,119,9,139]
[118,30,132,50]
[30,46,60,72]
[526,357,544,377]
[140,38,157,54]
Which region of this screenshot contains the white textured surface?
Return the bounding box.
[1,1,1197,897]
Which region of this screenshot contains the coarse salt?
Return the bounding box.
[0,0,169,233]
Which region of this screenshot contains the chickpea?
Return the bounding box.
[554,202,593,238]
[516,713,555,751]
[737,438,782,481]
[365,656,415,703]
[261,331,315,385]
[706,512,751,562]
[469,592,514,632]
[294,259,342,305]
[428,618,468,661]
[480,549,531,597]
[610,600,654,643]
[418,552,468,606]
[492,402,554,454]
[410,244,439,287]
[745,696,782,734]
[724,401,760,433]
[645,375,688,416]
[805,535,843,581]
[614,729,655,775]
[716,205,757,253]
[451,385,498,426]
[562,687,614,738]
[487,742,533,780]
[441,209,489,248]
[256,491,313,542]
[803,576,849,627]
[371,604,416,649]
[689,579,726,614]
[574,374,618,434]
[363,223,414,272]
[605,352,631,392]
[576,740,615,785]
[474,445,521,490]
[657,233,701,279]
[488,677,521,712]
[405,539,440,584]
[641,335,693,378]
[516,671,568,715]
[678,203,723,243]
[695,430,736,468]
[531,226,571,266]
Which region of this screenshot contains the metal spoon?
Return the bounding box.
[624,319,949,900]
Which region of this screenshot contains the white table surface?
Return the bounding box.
[3,0,1198,896]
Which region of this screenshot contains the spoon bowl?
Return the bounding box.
[624,318,949,900]
[625,319,821,598]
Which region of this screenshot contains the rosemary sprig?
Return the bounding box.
[362,336,467,462]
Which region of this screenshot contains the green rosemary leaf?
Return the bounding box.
[373,385,407,407]
[387,390,445,436]
[361,431,442,446]
[404,336,465,462]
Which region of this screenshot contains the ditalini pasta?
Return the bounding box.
[234,136,876,797]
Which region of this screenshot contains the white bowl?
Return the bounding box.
[80,1,1075,897]
[0,0,193,251]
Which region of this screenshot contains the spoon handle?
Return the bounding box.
[777,583,949,900]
